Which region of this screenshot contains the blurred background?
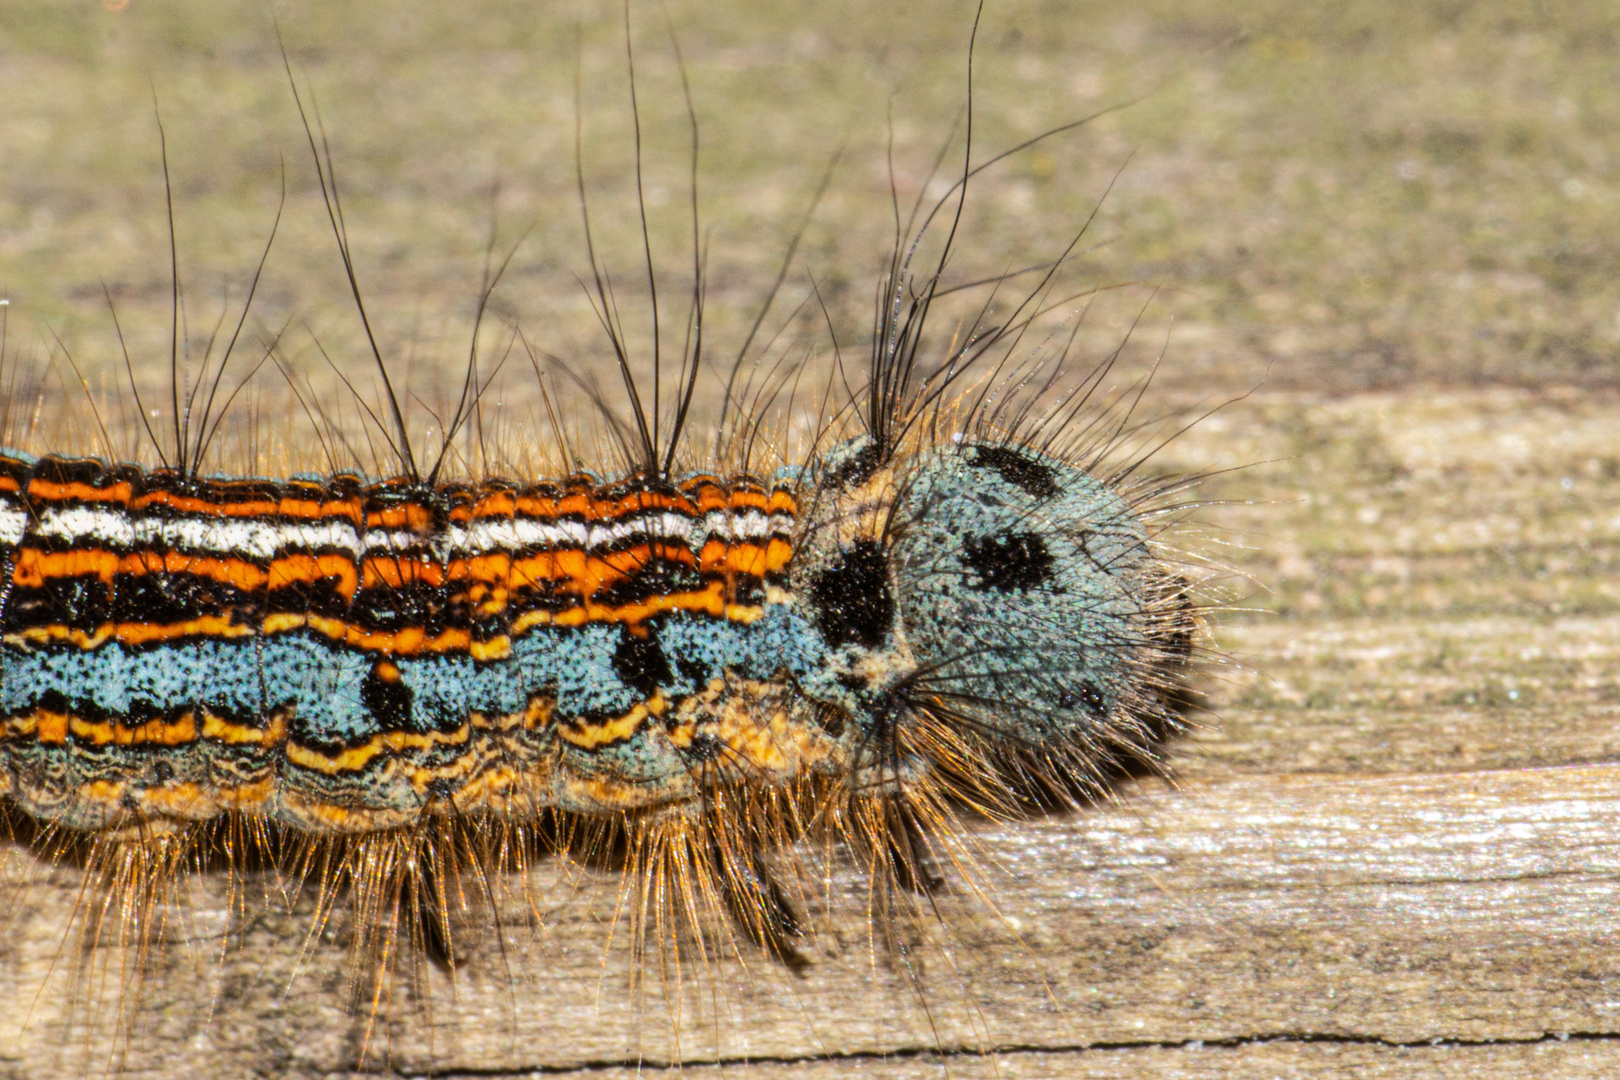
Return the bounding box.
[5,0,1617,403]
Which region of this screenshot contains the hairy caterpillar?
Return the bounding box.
[0,4,1212,1073]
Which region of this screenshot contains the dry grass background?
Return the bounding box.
[6,0,1618,402]
[3,1,1620,1077]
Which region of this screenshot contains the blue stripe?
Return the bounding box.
[0,602,827,746]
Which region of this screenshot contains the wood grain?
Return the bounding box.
[4,388,1619,1078]
[7,746,1620,1076]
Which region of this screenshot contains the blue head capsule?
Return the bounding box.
[792,432,1191,789]
[890,438,1173,750]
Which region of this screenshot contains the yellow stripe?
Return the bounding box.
[556,692,666,750]
[284,722,475,776]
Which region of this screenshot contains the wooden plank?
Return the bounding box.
[3,386,1619,1078]
[7,761,1620,1076]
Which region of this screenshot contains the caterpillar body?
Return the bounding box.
[0,399,1191,953]
[0,434,1170,833]
[0,6,1210,1070]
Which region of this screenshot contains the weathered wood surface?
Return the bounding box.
[3,387,1619,1079]
[13,748,1620,1077]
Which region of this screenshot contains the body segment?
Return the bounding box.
[0,454,833,830]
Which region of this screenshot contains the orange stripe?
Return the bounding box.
[27,479,133,503]
[13,547,365,599]
[10,705,288,750]
[449,551,511,586]
[115,614,253,646]
[12,542,780,604]
[362,556,446,589]
[11,470,793,524]
[266,552,360,597]
[68,711,199,747]
[13,547,120,586]
[456,482,792,523]
[116,549,268,592]
[455,488,517,521]
[13,538,783,597]
[364,503,436,530]
[130,490,282,517]
[277,495,363,524]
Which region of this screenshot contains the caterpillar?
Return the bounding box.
[0,4,1212,1073]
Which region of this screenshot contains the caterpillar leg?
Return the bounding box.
[707,834,810,971]
[881,800,945,896]
[409,853,458,973]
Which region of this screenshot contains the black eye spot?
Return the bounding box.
[613,628,673,698]
[362,661,415,731]
[966,445,1060,499]
[807,539,895,649]
[962,531,1055,593]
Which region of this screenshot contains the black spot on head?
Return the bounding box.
[967,445,1061,499]
[361,663,415,731]
[613,628,673,698]
[807,539,895,649]
[962,531,1056,593]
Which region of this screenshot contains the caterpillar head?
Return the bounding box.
[796,435,1192,788]
[893,438,1187,748]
